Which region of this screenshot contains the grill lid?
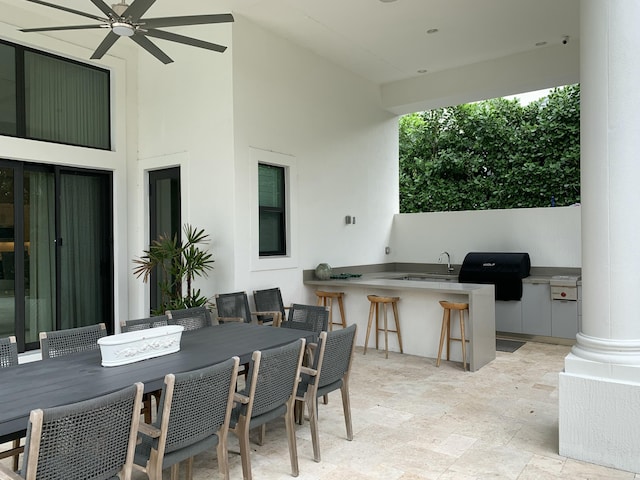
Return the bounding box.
[458,252,531,300]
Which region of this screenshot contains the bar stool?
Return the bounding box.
[437,300,470,371]
[364,295,402,358]
[315,290,347,330]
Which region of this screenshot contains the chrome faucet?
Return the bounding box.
[439,251,455,272]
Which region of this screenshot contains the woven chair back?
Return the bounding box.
[253,288,286,324]
[0,336,18,368]
[246,339,305,418]
[283,304,329,334]
[22,383,142,480]
[121,315,169,333]
[40,323,107,359]
[166,306,212,331]
[157,357,238,453]
[215,292,252,323]
[316,324,357,389]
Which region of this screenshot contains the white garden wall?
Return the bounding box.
[390,206,581,268]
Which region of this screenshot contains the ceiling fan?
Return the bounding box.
[20,0,234,64]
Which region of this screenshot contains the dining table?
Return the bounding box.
[0,322,316,444]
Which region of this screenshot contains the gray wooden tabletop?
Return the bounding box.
[0,322,314,443]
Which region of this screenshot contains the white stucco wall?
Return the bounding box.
[132,20,235,317]
[390,206,582,268]
[229,16,399,305]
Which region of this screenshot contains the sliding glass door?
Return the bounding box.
[59,171,113,331]
[0,160,113,351]
[0,167,17,340]
[24,169,56,345]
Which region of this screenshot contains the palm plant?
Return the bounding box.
[133,224,215,314]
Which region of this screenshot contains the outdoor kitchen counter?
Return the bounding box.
[304,272,496,372]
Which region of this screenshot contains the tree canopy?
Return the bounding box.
[399,84,580,213]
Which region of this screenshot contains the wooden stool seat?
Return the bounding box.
[437,300,470,371]
[364,295,402,359]
[315,290,347,330]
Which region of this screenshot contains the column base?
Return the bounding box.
[560,353,640,473]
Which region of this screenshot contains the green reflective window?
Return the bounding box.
[0,40,110,150]
[0,43,17,136]
[258,164,286,256]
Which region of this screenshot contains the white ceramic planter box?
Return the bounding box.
[97,325,184,367]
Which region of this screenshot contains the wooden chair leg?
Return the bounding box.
[341,382,353,441]
[256,424,266,446]
[375,303,381,351]
[364,301,375,354]
[338,295,347,328]
[436,309,448,367]
[306,395,321,462]
[383,303,389,359]
[217,433,231,480]
[392,300,403,353]
[236,418,253,480]
[445,309,452,361]
[170,463,179,480]
[459,309,467,371]
[185,457,194,480]
[285,402,299,477]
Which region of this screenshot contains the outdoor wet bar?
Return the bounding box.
[304,265,496,372]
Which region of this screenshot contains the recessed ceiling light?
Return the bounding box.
[379,0,397,3]
[426,28,439,34]
[417,69,428,74]
[535,41,547,47]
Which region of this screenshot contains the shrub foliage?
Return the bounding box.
[399,84,580,213]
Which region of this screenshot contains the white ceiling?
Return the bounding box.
[231,0,580,86]
[11,0,580,88]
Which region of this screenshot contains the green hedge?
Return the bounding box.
[399,84,580,213]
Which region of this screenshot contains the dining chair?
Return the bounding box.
[39,323,107,359]
[215,291,281,325]
[281,303,329,335]
[0,336,21,471]
[279,303,330,403]
[0,382,143,480]
[165,306,213,331]
[133,356,240,480]
[229,338,306,480]
[296,324,357,462]
[120,315,169,332]
[252,287,287,326]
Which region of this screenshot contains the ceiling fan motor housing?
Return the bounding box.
[111,2,129,17]
[111,22,135,36]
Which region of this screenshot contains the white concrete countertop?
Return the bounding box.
[304,271,496,372]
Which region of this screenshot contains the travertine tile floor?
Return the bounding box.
[3,342,639,479]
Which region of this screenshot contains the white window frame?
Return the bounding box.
[250,148,298,271]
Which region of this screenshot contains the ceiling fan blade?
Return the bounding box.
[88,0,118,19]
[142,14,234,29]
[131,34,173,64]
[90,31,120,59]
[21,24,105,33]
[143,29,227,53]
[25,0,107,22]
[121,0,156,22]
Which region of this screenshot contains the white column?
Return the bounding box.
[559,0,640,473]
